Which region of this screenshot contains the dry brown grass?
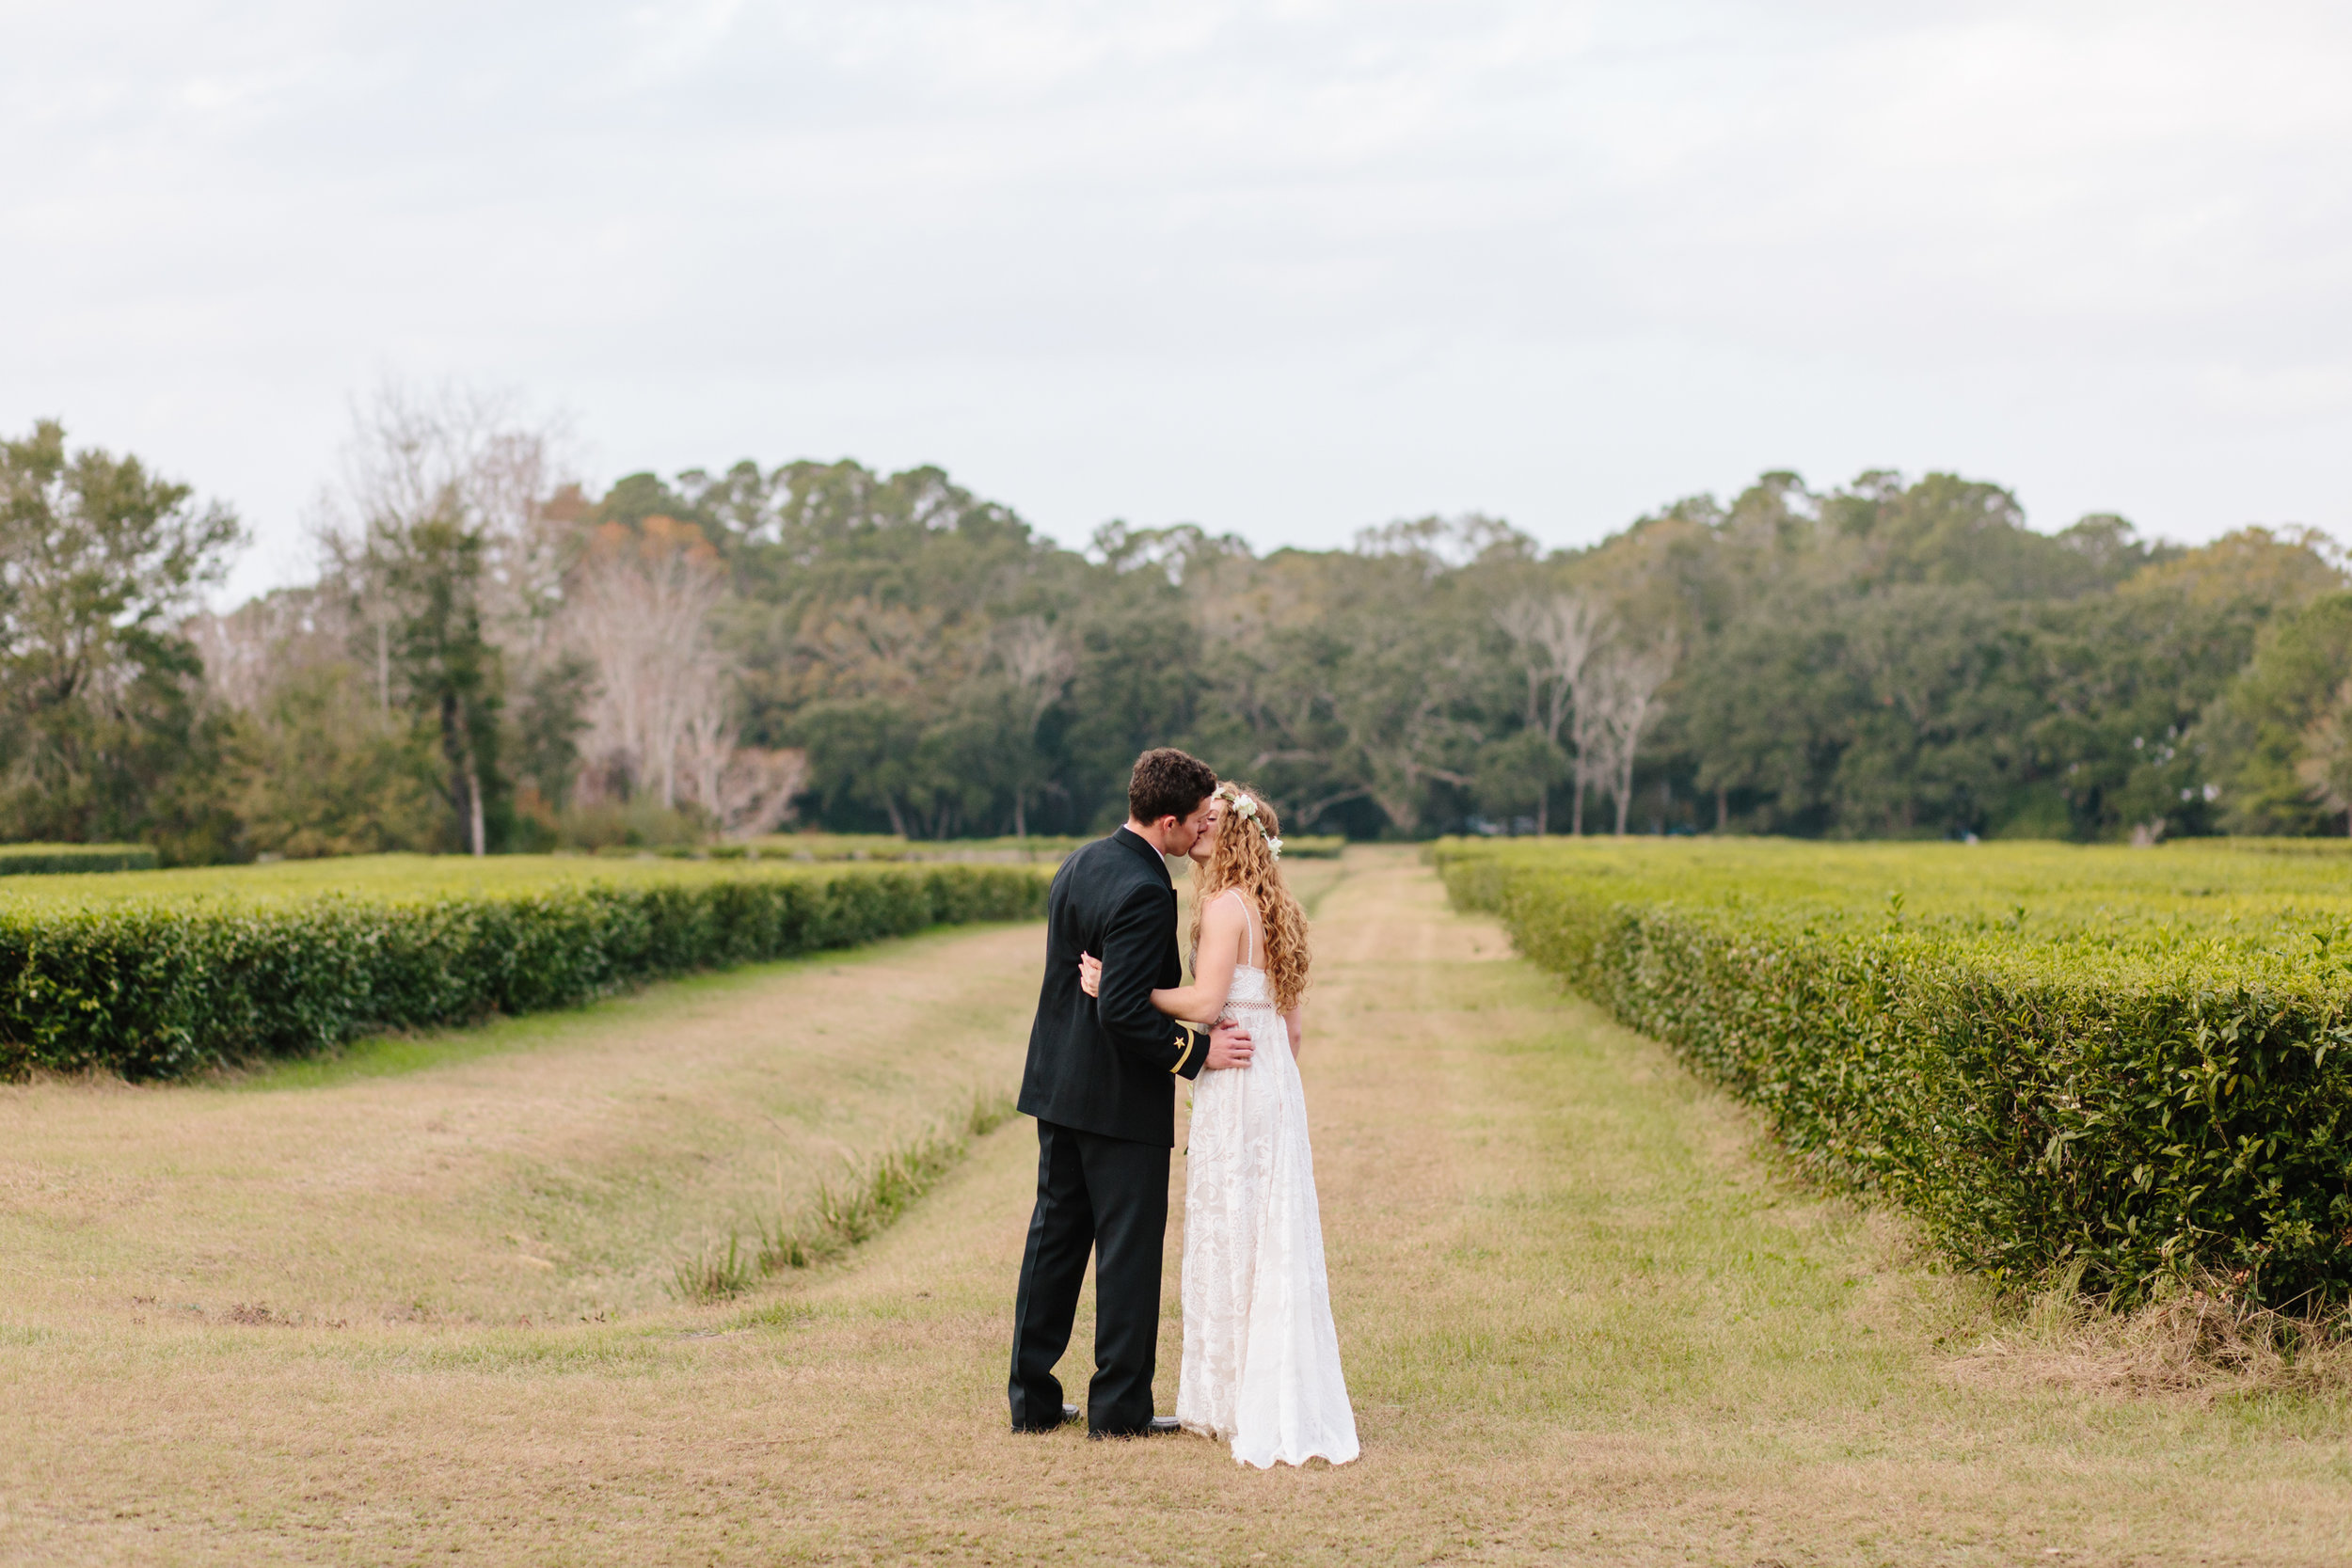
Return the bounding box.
[0,918,1060,1328]
[5,849,2352,1565]
[1947,1268,2352,1402]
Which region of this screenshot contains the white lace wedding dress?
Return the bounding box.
[1176,891,1359,1467]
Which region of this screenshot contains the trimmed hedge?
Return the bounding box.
[0,863,1046,1082]
[1437,839,2352,1307]
[0,844,158,876]
[750,832,1088,863]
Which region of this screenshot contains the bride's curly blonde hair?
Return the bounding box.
[1187,783,1311,1012]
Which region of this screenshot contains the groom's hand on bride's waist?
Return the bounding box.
[1205,1020,1253,1070]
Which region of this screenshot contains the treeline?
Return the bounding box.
[4,398,2348,863]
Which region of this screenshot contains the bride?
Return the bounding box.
[1079,783,1359,1468]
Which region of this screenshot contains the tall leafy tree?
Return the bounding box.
[0,420,242,851]
[2205,591,2352,835]
[371,511,504,855]
[313,386,577,855]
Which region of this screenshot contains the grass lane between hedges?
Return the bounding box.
[2,848,2349,1565]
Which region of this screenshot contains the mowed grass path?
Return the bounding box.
[4,848,2350,1565]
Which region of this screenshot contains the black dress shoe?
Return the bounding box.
[1011,1403,1083,1434]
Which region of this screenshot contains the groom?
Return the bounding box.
[1009,747,1254,1437]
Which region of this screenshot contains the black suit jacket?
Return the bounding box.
[1017,827,1210,1146]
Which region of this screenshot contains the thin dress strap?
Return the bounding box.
[1223,887,1260,969]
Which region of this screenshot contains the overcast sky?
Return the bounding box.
[8,0,2350,600]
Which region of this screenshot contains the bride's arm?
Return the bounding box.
[1078,895,1245,1025]
[1146,895,1244,1024]
[1283,1006,1303,1059]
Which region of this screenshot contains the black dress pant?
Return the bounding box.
[1008,1117,1169,1436]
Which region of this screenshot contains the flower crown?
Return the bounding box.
[1216,784,1282,860]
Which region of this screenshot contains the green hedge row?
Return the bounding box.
[0,844,158,876]
[589,843,755,860]
[0,863,1046,1082]
[1437,841,2352,1307]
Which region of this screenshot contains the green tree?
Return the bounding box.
[1062,527,1207,831]
[1663,474,2208,839]
[1473,729,1569,831]
[514,652,596,813]
[2206,593,2352,835]
[997,616,1075,838]
[0,420,243,851]
[790,697,926,835]
[230,663,444,857]
[312,386,584,854]
[376,514,505,855]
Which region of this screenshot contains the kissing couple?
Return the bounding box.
[1008,747,1359,1468]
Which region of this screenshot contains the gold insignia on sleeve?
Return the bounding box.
[1169,1024,1200,1075]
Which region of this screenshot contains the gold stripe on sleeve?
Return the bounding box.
[1168,1025,1200,1075]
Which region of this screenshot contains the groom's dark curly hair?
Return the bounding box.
[1127,747,1218,827]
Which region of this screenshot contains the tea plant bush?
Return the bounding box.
[0,844,158,876]
[1435,837,2352,1306]
[750,832,1087,862]
[739,830,1343,863]
[0,857,1046,1082]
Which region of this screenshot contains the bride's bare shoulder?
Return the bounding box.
[1199,887,1248,927]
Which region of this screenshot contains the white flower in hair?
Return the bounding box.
[1266,836,1283,859]
[1236,796,1259,819]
